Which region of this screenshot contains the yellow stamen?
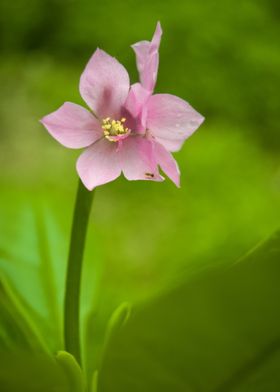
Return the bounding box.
[101,117,130,142]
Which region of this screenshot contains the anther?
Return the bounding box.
[101,117,130,142]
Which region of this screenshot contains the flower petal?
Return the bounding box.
[154,141,180,187]
[132,22,162,92]
[40,102,102,149]
[146,94,205,152]
[79,49,130,118]
[120,136,163,182]
[76,138,121,190]
[123,83,151,132]
[124,83,150,118]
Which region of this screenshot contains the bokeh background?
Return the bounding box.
[0,0,280,389]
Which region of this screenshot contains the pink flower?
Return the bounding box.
[40,22,204,190]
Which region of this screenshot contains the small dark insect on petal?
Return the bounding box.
[145,173,155,178]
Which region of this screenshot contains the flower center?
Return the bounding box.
[102,117,130,142]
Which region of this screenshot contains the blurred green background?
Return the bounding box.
[0,0,280,388]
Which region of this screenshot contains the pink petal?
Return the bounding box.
[124,83,151,118]
[76,138,121,190]
[132,22,162,92]
[40,102,102,149]
[79,49,130,118]
[120,136,163,182]
[123,83,151,132]
[146,94,205,152]
[154,141,180,187]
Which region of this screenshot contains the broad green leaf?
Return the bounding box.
[0,278,86,391]
[0,275,48,352]
[98,231,280,391]
[0,275,72,390]
[0,351,69,392]
[0,204,66,351]
[0,200,102,358]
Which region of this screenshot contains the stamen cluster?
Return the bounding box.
[102,117,130,142]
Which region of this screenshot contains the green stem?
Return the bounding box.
[64,180,94,365]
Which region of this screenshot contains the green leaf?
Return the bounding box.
[0,275,74,390]
[0,197,103,359]
[91,370,99,392]
[104,302,131,347]
[0,204,66,351]
[0,351,70,391]
[0,275,48,352]
[56,351,85,392]
[98,231,280,391]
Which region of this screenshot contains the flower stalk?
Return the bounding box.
[64,180,94,365]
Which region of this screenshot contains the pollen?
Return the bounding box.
[102,117,130,142]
